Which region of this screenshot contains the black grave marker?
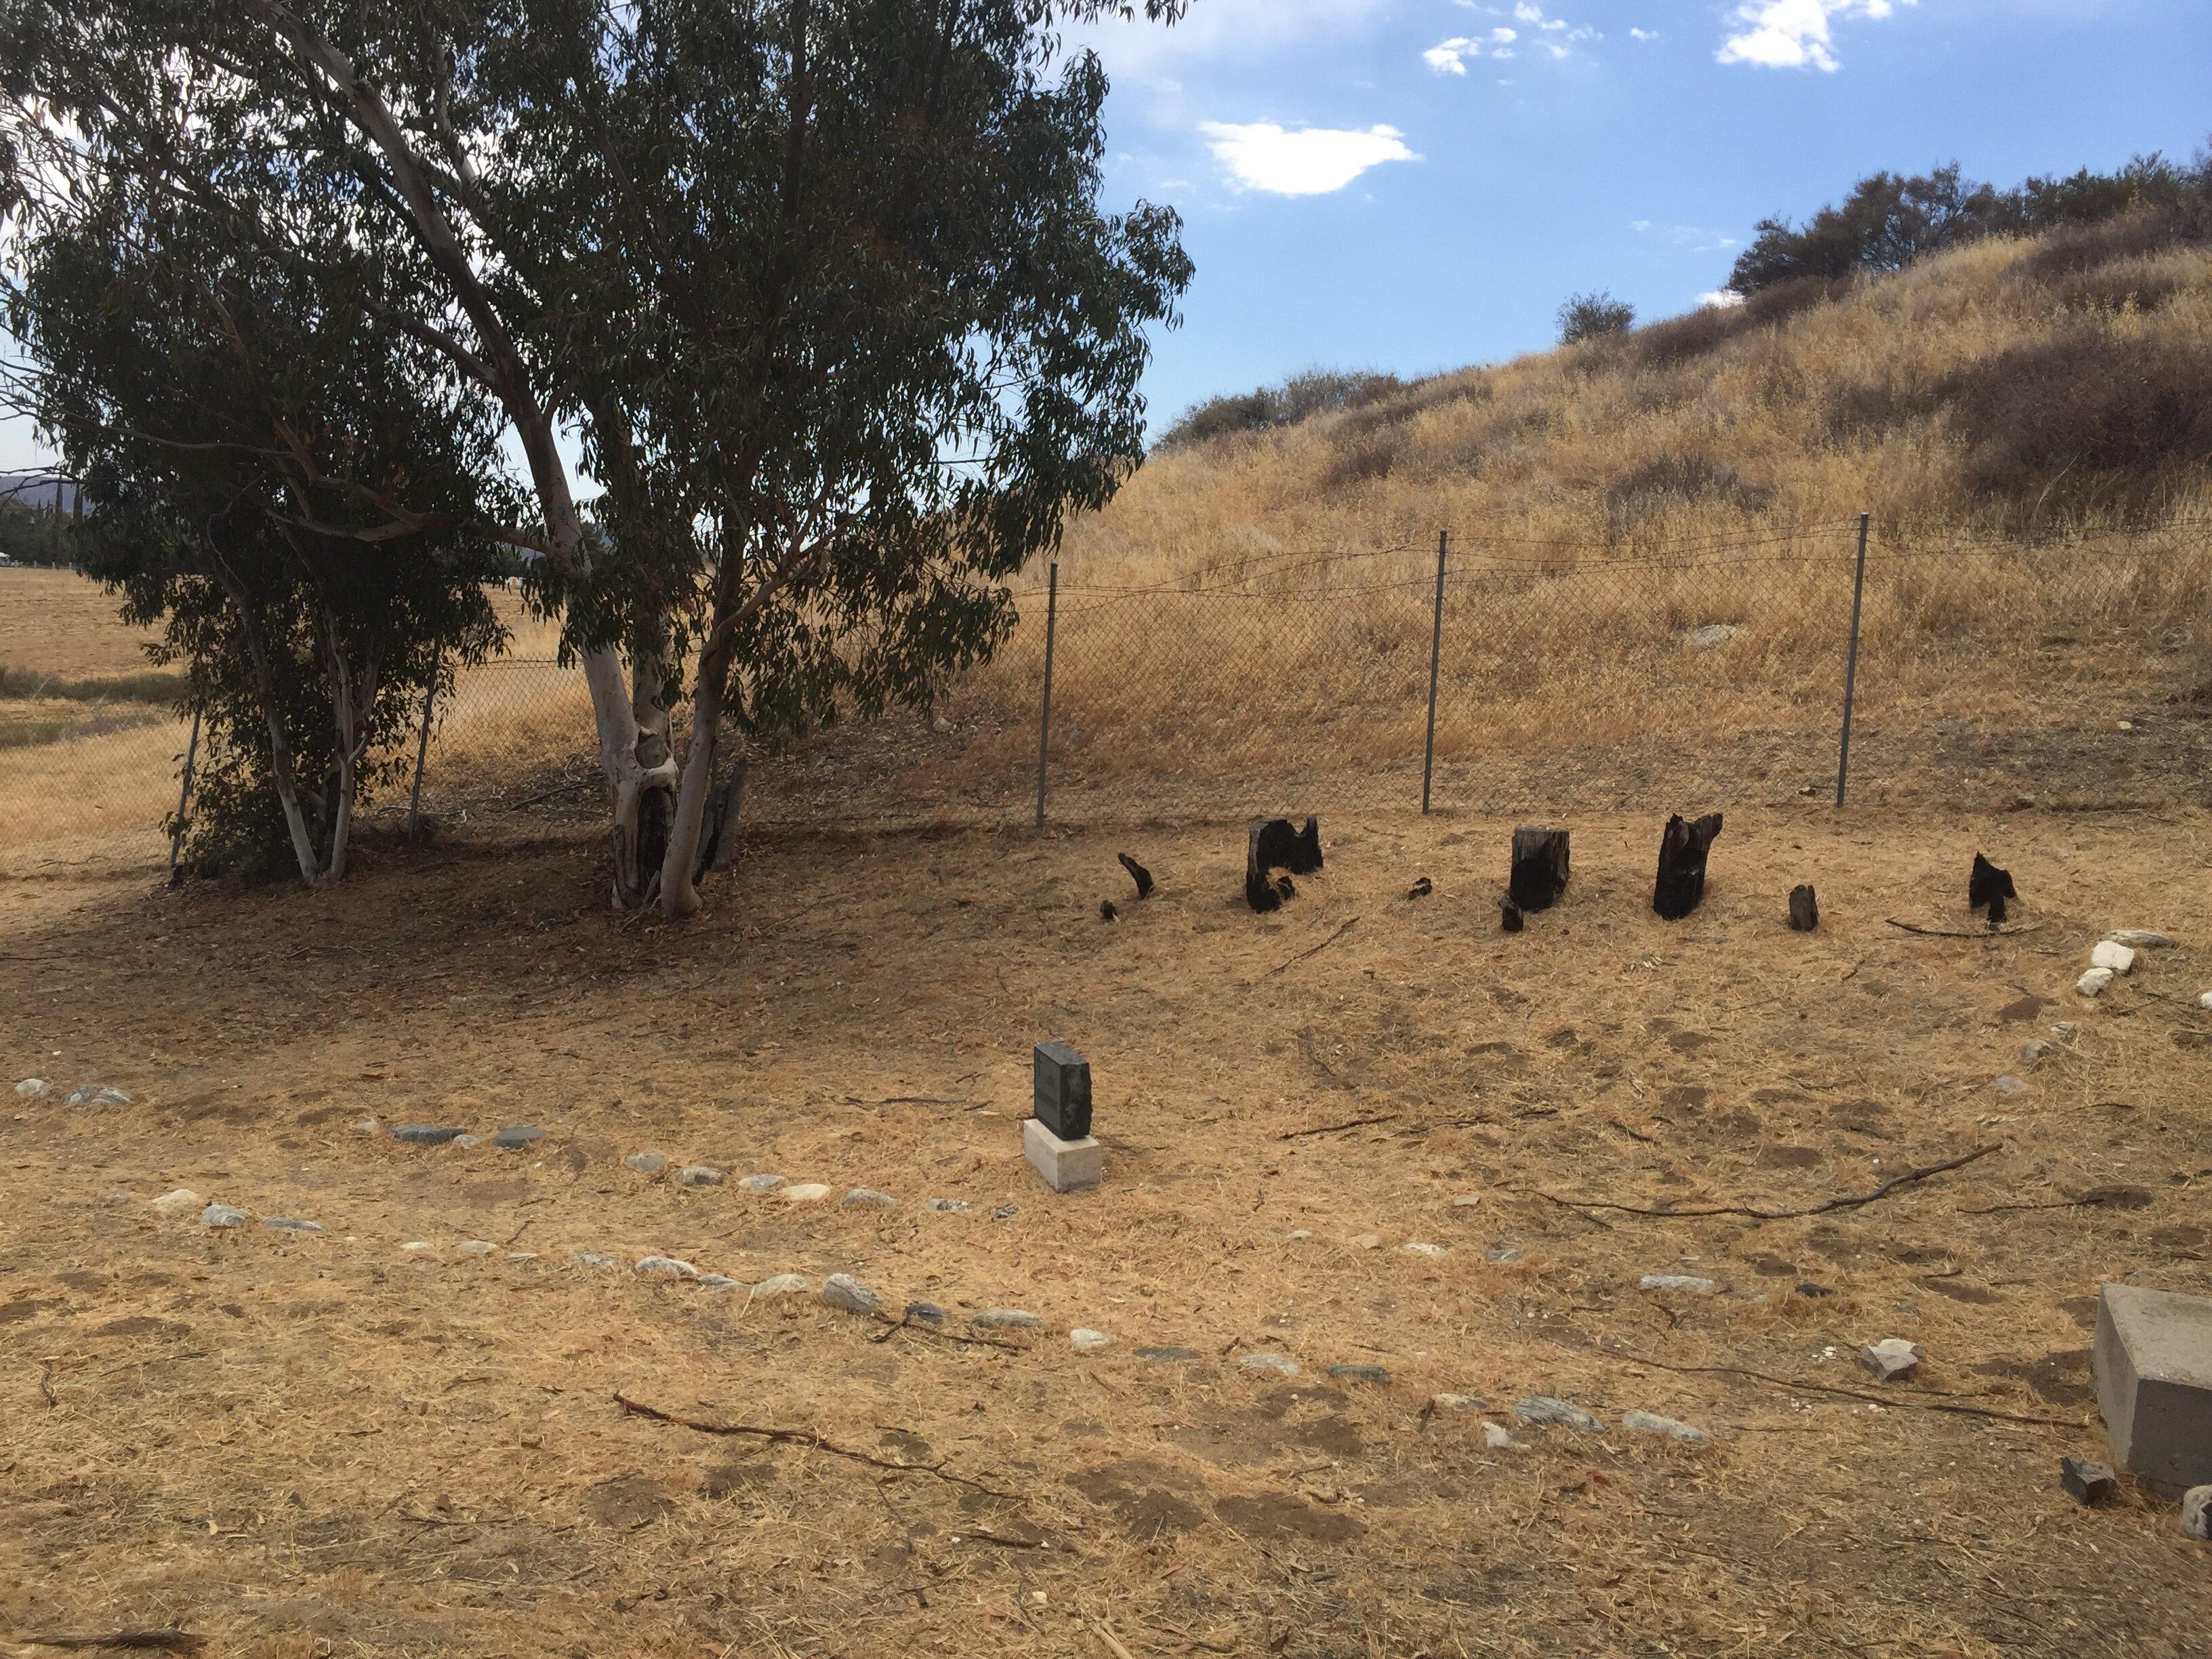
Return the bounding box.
[1245,816,1322,913]
[1033,1042,1092,1141]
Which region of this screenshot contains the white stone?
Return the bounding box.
[401,1242,434,1254]
[150,1188,201,1219]
[2199,992,2212,1011]
[572,1251,618,1268]
[750,1273,808,1296]
[1023,1118,1102,1193]
[1641,1274,1718,1295]
[1450,1195,1483,1210]
[2185,1486,2212,1541]
[739,1172,785,1192]
[1285,1229,1313,1240]
[1403,1242,1448,1257]
[456,1240,496,1256]
[626,1151,668,1175]
[975,1308,1046,1330]
[1481,1420,1523,1450]
[1858,1338,1923,1381]
[1350,1233,1383,1250]
[2090,941,2137,975]
[2109,930,2174,949]
[2076,967,2116,998]
[1070,1328,1114,1352]
[14,1078,48,1098]
[1622,1410,1711,1443]
[1430,1393,1485,1412]
[200,1203,247,1229]
[1239,1353,1300,1376]
[820,1273,884,1314]
[842,1187,897,1208]
[634,1255,700,1279]
[781,1182,833,1203]
[1686,623,1744,651]
[697,1274,741,1290]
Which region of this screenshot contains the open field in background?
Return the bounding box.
[5,806,2212,1657]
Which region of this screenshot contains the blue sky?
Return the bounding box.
[1070,0,2210,434]
[3,1,2205,470]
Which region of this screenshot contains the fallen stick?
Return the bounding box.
[1883,918,2045,939]
[1512,1144,2001,1222]
[867,1311,1024,1351]
[22,1635,204,1654]
[1092,1624,1139,1659]
[1275,1112,1398,1141]
[612,1392,1017,1497]
[1603,1347,2085,1429]
[1258,916,1359,980]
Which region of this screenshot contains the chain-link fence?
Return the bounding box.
[4,517,2207,876]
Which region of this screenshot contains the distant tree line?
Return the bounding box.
[0,497,74,567]
[1728,149,2212,295]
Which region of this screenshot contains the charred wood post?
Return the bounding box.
[1118,853,1155,899]
[1969,853,2017,925]
[1245,817,1323,913]
[1653,813,1725,920]
[1509,827,1571,912]
[1789,884,1820,931]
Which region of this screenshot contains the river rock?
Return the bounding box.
[2185,1486,2212,1540]
[200,1203,247,1229]
[14,1078,49,1098]
[1858,1337,1923,1380]
[820,1273,884,1314]
[1622,1410,1710,1442]
[65,1085,133,1108]
[1640,1274,1718,1295]
[752,1273,808,1296]
[1516,1396,1603,1429]
[975,1308,1046,1330]
[1069,1328,1113,1351]
[1240,1353,1300,1376]
[925,1197,973,1213]
[676,1164,726,1189]
[263,1217,326,1233]
[625,1152,668,1175]
[843,1187,897,1208]
[781,1183,832,1203]
[391,1124,468,1146]
[456,1240,497,1256]
[2076,968,2115,998]
[150,1188,202,1219]
[634,1255,700,1279]
[739,1173,785,1192]
[494,1126,544,1150]
[2090,941,2137,975]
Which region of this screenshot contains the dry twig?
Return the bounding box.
[1275,1112,1397,1141]
[1604,1347,2085,1429]
[1258,916,1359,980]
[612,1392,1017,1497]
[22,1635,204,1654]
[1513,1144,1999,1222]
[1883,918,2045,939]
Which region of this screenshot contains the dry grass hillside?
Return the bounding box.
[1070,222,2212,570]
[917,223,2212,821]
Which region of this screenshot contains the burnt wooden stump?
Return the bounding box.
[1789,884,1820,932]
[1652,812,1724,921]
[1969,853,2018,925]
[1246,817,1323,913]
[1509,827,1571,912]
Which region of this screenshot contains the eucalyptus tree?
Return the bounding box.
[2,0,1189,914]
[1,87,512,884]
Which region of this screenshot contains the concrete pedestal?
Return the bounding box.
[2095,1284,2212,1497]
[1024,1118,1102,1193]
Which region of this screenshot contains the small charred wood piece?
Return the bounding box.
[1099,899,1118,922]
[1117,852,1154,900]
[1509,827,1572,912]
[1653,813,1724,921]
[1407,876,1433,899]
[1500,900,1525,934]
[1969,853,2017,926]
[1788,884,1819,932]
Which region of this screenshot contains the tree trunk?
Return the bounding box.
[703,752,748,876]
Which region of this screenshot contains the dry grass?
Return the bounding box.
[4,804,2211,1656]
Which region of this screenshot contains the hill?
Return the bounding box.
[1070,216,2212,575]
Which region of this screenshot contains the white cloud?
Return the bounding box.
[1698,289,1746,309]
[1197,121,1418,197]
[1629,27,1660,42]
[1424,26,1517,74]
[1717,0,1910,73]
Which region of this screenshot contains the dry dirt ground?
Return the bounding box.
[3,804,2211,1658]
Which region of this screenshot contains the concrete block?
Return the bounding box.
[1024,1117,1101,1193]
[2095,1284,2212,1496]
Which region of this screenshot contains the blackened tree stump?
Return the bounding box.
[1509,827,1571,912]
[1789,884,1819,931]
[1653,813,1724,920]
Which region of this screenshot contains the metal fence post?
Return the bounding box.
[167,706,201,883]
[1420,528,1448,814]
[1033,560,1059,829]
[1835,512,1870,808]
[407,662,441,843]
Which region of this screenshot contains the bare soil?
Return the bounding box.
[5,801,2211,1658]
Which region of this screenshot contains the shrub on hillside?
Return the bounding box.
[1605,455,1771,540]
[1155,369,1404,451]
[1557,291,1635,346]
